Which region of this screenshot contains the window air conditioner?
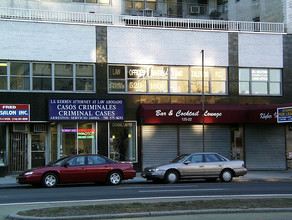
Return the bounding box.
[13,124,28,132]
[190,6,200,14]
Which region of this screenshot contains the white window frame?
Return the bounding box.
[239,68,282,96]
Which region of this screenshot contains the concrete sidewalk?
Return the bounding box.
[1,170,292,188]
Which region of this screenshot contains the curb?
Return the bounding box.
[1,178,292,189]
[7,208,292,220]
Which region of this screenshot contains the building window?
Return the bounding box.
[125,0,157,11]
[239,68,282,95]
[0,62,7,90]
[55,64,73,91]
[109,122,137,162]
[108,64,227,95]
[108,66,125,93]
[0,61,95,93]
[33,63,52,90]
[149,66,168,93]
[127,66,147,93]
[76,64,94,91]
[170,67,189,93]
[72,0,110,4]
[10,62,30,90]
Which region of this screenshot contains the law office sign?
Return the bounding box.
[277,106,292,123]
[49,99,124,121]
[0,104,30,122]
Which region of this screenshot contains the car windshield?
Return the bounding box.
[47,156,70,166]
[172,154,190,163]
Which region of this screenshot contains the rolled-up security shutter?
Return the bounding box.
[245,124,286,170]
[180,125,231,159]
[142,125,178,169]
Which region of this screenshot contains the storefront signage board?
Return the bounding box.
[49,99,124,121]
[140,104,292,124]
[277,107,292,123]
[0,104,30,122]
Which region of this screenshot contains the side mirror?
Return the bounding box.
[63,162,69,168]
[184,160,191,165]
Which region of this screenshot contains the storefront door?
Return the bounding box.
[9,132,28,172]
[31,132,46,168]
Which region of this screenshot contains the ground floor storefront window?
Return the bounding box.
[109,121,137,162]
[51,122,97,159]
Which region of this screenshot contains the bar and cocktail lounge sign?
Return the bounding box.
[49,99,124,121]
[139,104,292,124]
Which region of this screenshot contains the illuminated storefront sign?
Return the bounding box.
[49,99,124,121]
[61,128,95,139]
[0,104,30,122]
[277,107,292,123]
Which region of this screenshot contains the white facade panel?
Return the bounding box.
[0,21,96,63]
[107,27,228,66]
[238,33,283,68]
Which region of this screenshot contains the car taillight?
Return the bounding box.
[242,163,246,168]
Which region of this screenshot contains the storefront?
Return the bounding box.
[0,100,138,172]
[48,99,138,163]
[139,103,292,170]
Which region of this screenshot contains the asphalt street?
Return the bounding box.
[0,171,292,219]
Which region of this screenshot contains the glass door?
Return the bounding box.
[31,133,46,168]
[77,122,96,154]
[60,123,77,157]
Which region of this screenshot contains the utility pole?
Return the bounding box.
[201,50,205,152]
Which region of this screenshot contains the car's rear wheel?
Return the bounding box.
[164,170,179,184]
[107,171,122,185]
[219,169,233,182]
[42,172,58,188]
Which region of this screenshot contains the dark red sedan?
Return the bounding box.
[17,154,136,187]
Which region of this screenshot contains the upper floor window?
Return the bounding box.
[72,0,110,4]
[125,0,157,11]
[0,61,95,93]
[108,64,227,95]
[0,62,8,90]
[239,68,282,96]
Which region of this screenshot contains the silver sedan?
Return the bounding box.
[141,153,247,183]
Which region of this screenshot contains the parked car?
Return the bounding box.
[17,154,136,187]
[141,152,247,183]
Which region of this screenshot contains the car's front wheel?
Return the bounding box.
[219,169,233,182]
[164,170,179,184]
[42,172,58,188]
[107,171,122,185]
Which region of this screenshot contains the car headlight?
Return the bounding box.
[148,168,159,172]
[24,171,34,176]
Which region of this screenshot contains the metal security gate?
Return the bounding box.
[9,133,28,172]
[180,125,231,159]
[245,124,286,170]
[142,125,178,169]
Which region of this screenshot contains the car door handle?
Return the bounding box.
[199,165,204,167]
